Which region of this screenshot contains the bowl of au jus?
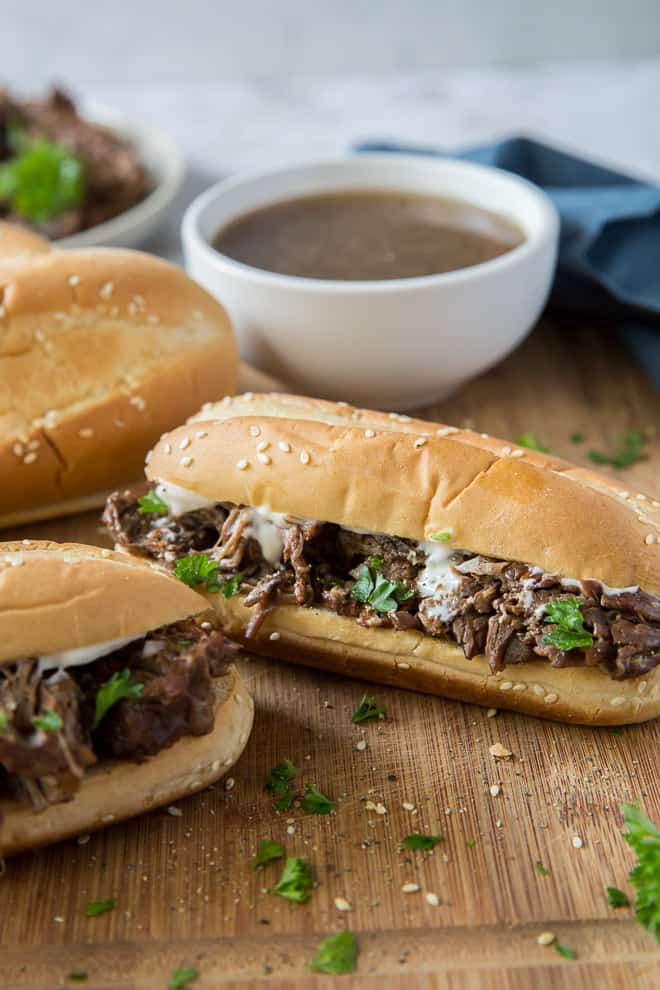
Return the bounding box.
[182,155,559,409]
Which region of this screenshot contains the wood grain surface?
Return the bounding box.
[1,320,659,990]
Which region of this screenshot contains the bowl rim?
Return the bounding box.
[55,101,185,249]
[182,153,560,294]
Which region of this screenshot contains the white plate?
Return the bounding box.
[55,102,185,250]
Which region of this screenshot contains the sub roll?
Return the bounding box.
[0,541,253,855]
[105,393,660,725]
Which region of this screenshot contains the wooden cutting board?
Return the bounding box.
[1,320,659,990]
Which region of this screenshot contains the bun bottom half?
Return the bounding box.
[212,598,659,726]
[0,666,254,856]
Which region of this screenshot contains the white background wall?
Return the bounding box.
[3,0,660,86]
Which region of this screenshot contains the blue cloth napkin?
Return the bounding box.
[356,137,660,387]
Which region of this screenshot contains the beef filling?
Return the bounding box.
[104,491,660,682]
[0,618,228,812]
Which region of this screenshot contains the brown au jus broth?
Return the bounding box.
[213,190,524,281]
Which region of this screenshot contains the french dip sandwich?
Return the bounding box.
[0,541,253,855]
[105,393,660,725]
[0,222,238,527]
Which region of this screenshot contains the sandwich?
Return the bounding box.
[104,392,660,725]
[0,541,253,855]
[0,221,238,527]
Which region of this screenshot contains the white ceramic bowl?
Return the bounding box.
[56,103,185,250]
[182,155,559,409]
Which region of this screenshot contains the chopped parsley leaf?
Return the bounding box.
[402,833,443,851]
[137,489,168,514]
[351,695,385,723]
[31,710,63,732]
[535,861,550,876]
[218,572,242,598]
[350,558,414,613]
[0,710,8,734]
[430,530,452,542]
[588,432,647,469]
[266,759,297,811]
[466,838,476,848]
[270,857,313,903]
[84,898,116,918]
[554,944,577,960]
[570,432,585,444]
[515,432,551,453]
[301,785,336,815]
[168,966,199,989]
[173,554,222,592]
[93,668,144,729]
[543,597,593,652]
[622,802,660,940]
[252,839,285,870]
[0,137,86,222]
[309,930,358,974]
[66,973,87,983]
[606,886,631,908]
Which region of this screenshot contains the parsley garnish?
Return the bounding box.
[588,432,647,469]
[173,554,241,597]
[430,530,452,542]
[93,668,144,729]
[606,886,631,908]
[350,557,414,613]
[570,432,585,444]
[66,973,87,983]
[84,898,116,918]
[402,833,443,851]
[543,597,593,652]
[0,137,86,222]
[309,930,358,974]
[515,432,551,453]
[137,489,168,515]
[466,838,476,848]
[301,785,336,815]
[31,710,63,732]
[535,861,550,876]
[266,759,297,811]
[0,710,8,734]
[351,695,385,723]
[554,944,577,960]
[253,839,285,870]
[270,857,313,903]
[168,967,199,989]
[622,802,660,941]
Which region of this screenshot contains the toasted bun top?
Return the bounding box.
[146,392,660,593]
[0,541,205,663]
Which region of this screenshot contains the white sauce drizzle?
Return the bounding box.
[39,634,145,672]
[415,541,464,621]
[155,481,216,516]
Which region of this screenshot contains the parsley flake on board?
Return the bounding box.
[570,432,585,444]
[351,695,385,723]
[0,137,86,222]
[535,861,550,876]
[266,759,297,811]
[270,857,313,903]
[402,833,444,851]
[622,802,660,941]
[309,930,358,975]
[66,973,87,983]
[466,838,476,848]
[31,710,63,732]
[606,886,631,908]
[84,898,116,918]
[93,669,144,729]
[252,839,285,870]
[588,432,647,469]
[542,597,594,652]
[168,966,199,990]
[554,944,577,960]
[301,785,336,815]
[350,557,414,613]
[515,432,551,453]
[0,710,8,734]
[137,489,169,515]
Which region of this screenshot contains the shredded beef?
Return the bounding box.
[105,488,660,682]
[0,619,230,812]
